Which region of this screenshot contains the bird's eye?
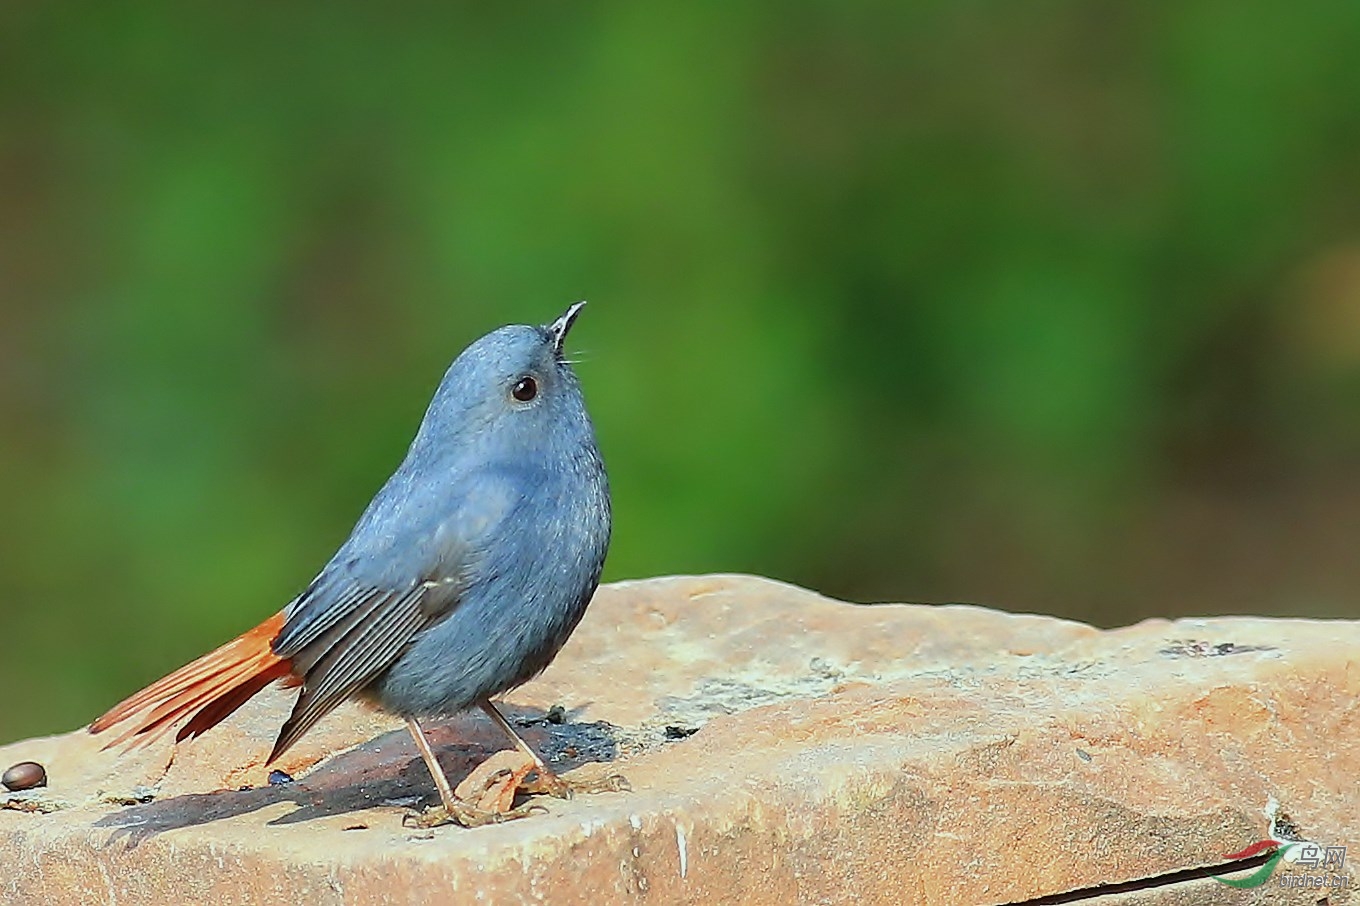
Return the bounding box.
[511,376,538,402]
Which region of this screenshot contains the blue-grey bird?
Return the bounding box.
[90,303,612,825]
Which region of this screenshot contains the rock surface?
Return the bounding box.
[1,574,1356,905]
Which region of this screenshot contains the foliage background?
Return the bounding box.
[3,5,1359,742]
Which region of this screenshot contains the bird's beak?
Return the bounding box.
[547,301,587,356]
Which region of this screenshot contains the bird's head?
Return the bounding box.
[415,302,596,459]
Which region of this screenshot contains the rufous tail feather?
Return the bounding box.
[89,612,297,750]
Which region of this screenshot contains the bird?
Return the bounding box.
[90,302,614,826]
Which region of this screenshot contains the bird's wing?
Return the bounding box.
[267,582,453,760]
[266,468,525,760]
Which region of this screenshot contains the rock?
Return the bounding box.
[0,574,1355,905]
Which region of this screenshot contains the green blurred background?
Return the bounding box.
[3,4,1360,743]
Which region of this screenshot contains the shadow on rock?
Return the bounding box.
[95,706,621,847]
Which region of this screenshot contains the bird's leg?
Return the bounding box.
[407,717,460,809]
[403,717,539,828]
[477,701,568,797]
[479,700,629,799]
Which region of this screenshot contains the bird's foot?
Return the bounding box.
[458,748,629,804]
[521,768,631,800]
[404,799,545,830]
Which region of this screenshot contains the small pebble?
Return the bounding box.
[664,725,698,740]
[268,769,294,785]
[2,761,47,792]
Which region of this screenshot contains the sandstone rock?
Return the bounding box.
[0,575,1355,905]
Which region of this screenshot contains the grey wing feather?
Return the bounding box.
[267,568,470,756]
[272,580,379,657]
[269,586,429,760]
[264,468,519,761]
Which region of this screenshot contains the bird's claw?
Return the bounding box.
[589,773,632,793]
[521,770,631,799]
[404,799,547,829]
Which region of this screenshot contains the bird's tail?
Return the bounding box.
[89,611,297,750]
